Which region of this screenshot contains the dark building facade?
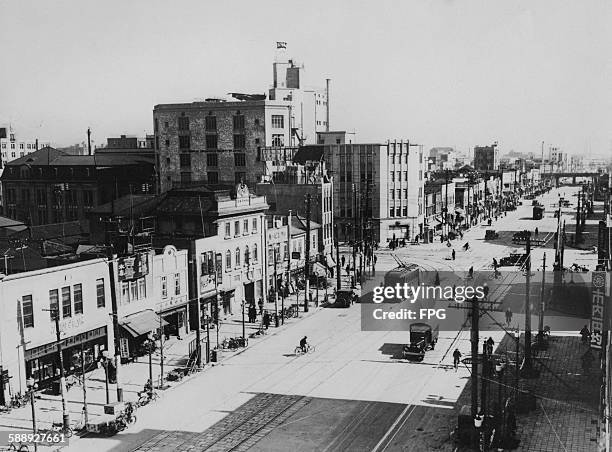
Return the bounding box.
[0,147,155,225]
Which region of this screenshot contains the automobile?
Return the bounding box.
[485,230,499,240]
[333,289,356,308]
[402,323,439,361]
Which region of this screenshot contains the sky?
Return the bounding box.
[1,0,611,157]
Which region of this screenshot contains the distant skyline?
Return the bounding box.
[1,0,611,157]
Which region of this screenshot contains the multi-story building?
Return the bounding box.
[153,53,329,192]
[0,127,50,168]
[324,140,425,244]
[428,147,456,171]
[473,144,499,171]
[0,147,155,225]
[423,180,456,242]
[0,258,114,397]
[256,145,334,257]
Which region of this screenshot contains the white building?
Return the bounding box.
[0,259,114,398]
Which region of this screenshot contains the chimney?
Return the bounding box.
[325,78,330,132]
[87,128,92,155]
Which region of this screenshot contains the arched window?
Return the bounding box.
[226,250,231,269]
[235,247,241,267]
[253,244,258,262]
[244,246,250,265]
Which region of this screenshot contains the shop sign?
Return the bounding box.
[118,253,149,281]
[591,272,606,350]
[25,326,107,361]
[56,315,85,335]
[119,337,130,359]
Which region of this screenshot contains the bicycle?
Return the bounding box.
[137,390,159,407]
[294,344,315,355]
[282,306,297,320]
[115,402,137,431]
[8,442,29,451]
[50,422,73,438]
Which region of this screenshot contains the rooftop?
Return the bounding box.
[4,146,154,167]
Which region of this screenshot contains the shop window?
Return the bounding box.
[175,273,181,296]
[49,289,59,319]
[73,284,83,315]
[161,276,167,298]
[96,278,105,308]
[121,282,130,304]
[62,286,71,318]
[22,295,34,328]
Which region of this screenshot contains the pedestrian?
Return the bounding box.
[258,297,264,316]
[263,311,270,330]
[580,325,591,344]
[486,337,494,355]
[493,258,498,270]
[452,249,456,260]
[483,284,489,301]
[505,307,513,326]
[346,264,350,275]
[341,255,346,267]
[535,227,539,237]
[468,266,474,279]
[374,255,377,266]
[453,349,462,371]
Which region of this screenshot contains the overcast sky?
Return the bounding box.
[1,0,611,157]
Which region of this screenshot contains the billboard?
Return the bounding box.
[117,253,149,281]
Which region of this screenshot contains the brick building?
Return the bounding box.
[0,147,155,225]
[473,144,499,171]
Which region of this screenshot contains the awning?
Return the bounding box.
[325,255,336,268]
[120,310,167,338]
[311,262,328,277]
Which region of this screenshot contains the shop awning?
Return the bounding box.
[121,310,167,338]
[311,262,328,277]
[325,255,336,268]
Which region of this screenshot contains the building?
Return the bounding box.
[0,147,155,225]
[153,52,329,192]
[113,246,189,359]
[473,144,499,171]
[423,179,456,242]
[256,144,334,257]
[105,134,154,150]
[324,140,425,244]
[0,258,114,397]
[428,147,456,171]
[0,127,50,168]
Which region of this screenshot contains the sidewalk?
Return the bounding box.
[0,291,330,451]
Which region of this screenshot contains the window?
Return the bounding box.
[235,172,246,184]
[234,153,246,166]
[165,139,170,147]
[396,207,401,217]
[244,245,250,265]
[404,171,408,181]
[390,189,394,200]
[225,222,231,238]
[206,152,218,166]
[226,250,232,269]
[233,134,246,149]
[19,143,24,149]
[161,276,168,298]
[180,153,191,167]
[205,115,217,130]
[271,134,284,147]
[243,219,249,234]
[391,172,395,182]
[73,284,83,315]
[252,217,257,233]
[271,115,284,128]
[404,189,408,198]
[62,286,71,318]
[235,247,241,267]
[175,273,181,296]
[391,155,395,164]
[397,189,401,199]
[234,220,240,236]
[130,281,138,301]
[178,116,190,131]
[207,171,219,184]
[121,282,129,304]
[206,134,218,149]
[138,278,146,299]
[253,244,258,262]
[96,279,105,308]
[179,135,191,150]
[389,207,395,217]
[22,295,34,328]
[49,289,59,319]
[403,206,408,216]
[233,114,245,130]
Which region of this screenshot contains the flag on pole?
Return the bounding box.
[276,41,287,49]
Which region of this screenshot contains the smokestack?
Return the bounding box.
[87,128,92,155]
[326,78,330,132]
[35,139,38,151]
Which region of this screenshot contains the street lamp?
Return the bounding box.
[143,335,156,396]
[27,377,38,452]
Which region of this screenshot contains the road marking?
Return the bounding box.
[371,404,417,452]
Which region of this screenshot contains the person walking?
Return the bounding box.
[452,249,456,260]
[468,266,474,279]
[580,325,591,344]
[486,337,495,355]
[505,307,513,326]
[263,311,270,330]
[535,227,539,237]
[341,255,346,268]
[453,349,462,371]
[258,297,264,316]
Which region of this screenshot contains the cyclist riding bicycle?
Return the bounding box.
[299,336,308,353]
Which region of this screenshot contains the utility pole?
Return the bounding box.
[523,236,533,374]
[80,343,88,426]
[470,295,479,419]
[445,169,449,239]
[304,194,311,313]
[51,309,70,430]
[575,192,581,241]
[335,222,341,290]
[87,127,92,155]
[190,250,201,368]
[538,253,546,344]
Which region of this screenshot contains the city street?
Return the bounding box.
[55,186,597,452]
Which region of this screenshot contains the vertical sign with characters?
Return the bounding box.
[591,271,606,350]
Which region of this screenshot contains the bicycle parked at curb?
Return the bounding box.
[136,390,159,407]
[50,422,74,438]
[281,306,297,320]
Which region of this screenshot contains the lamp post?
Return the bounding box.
[42,307,69,430]
[496,361,506,445]
[241,300,246,340]
[474,412,484,452]
[143,336,155,395]
[26,378,38,452]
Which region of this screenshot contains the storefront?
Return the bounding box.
[160,305,189,339]
[24,326,108,389]
[119,310,167,360]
